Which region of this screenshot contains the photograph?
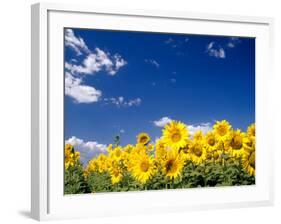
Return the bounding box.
[64,28,255,194]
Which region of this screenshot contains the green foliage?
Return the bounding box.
[65,161,255,194]
[64,164,90,194]
[86,171,112,193]
[180,161,255,188]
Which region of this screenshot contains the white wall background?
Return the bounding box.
[0,0,280,223]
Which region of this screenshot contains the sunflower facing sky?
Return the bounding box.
[161,148,184,179]
[213,120,232,141]
[130,152,155,184]
[225,129,246,157]
[189,140,207,165]
[162,121,189,150]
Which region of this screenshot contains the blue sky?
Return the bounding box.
[64,28,255,164]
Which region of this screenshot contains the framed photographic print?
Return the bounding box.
[31,2,274,221]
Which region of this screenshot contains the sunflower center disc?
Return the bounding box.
[166,159,175,172]
[218,126,227,136]
[171,133,181,142]
[194,147,203,157]
[208,138,215,146]
[140,137,148,144]
[231,136,243,149]
[182,146,189,154]
[113,170,120,177]
[140,161,149,172]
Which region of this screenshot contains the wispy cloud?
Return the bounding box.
[206,37,241,59]
[65,136,107,165]
[104,97,142,107]
[206,42,226,59]
[65,29,90,56]
[145,59,160,68]
[227,37,241,48]
[65,48,127,76]
[153,116,172,127]
[187,122,212,135]
[164,37,189,54]
[65,72,102,103]
[65,29,127,104]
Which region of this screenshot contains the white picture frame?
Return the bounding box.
[31,2,274,221]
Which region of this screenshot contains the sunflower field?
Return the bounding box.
[64,120,255,194]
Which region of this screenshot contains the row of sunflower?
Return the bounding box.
[64,120,256,194]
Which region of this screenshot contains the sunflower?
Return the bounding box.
[147,143,154,151]
[242,149,255,176]
[65,144,74,153]
[213,120,231,141]
[133,143,146,155]
[162,121,189,150]
[107,144,114,152]
[110,166,123,184]
[130,152,155,184]
[86,158,99,173]
[189,140,207,164]
[243,135,255,152]
[204,132,222,162]
[161,148,184,179]
[74,151,80,161]
[179,140,192,161]
[225,129,246,158]
[193,131,204,141]
[109,146,123,161]
[247,123,255,137]
[155,139,167,160]
[96,154,109,173]
[137,132,151,145]
[205,131,218,151]
[64,144,80,169]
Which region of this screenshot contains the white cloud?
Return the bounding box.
[206,42,226,59]
[165,37,189,51]
[65,72,102,103]
[153,116,172,127]
[153,117,212,135]
[64,30,127,103]
[65,29,90,55]
[66,136,107,165]
[227,37,241,48]
[65,47,127,76]
[104,96,141,107]
[114,54,127,71]
[170,78,177,83]
[127,98,142,107]
[187,122,212,135]
[145,59,160,68]
[120,129,125,134]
